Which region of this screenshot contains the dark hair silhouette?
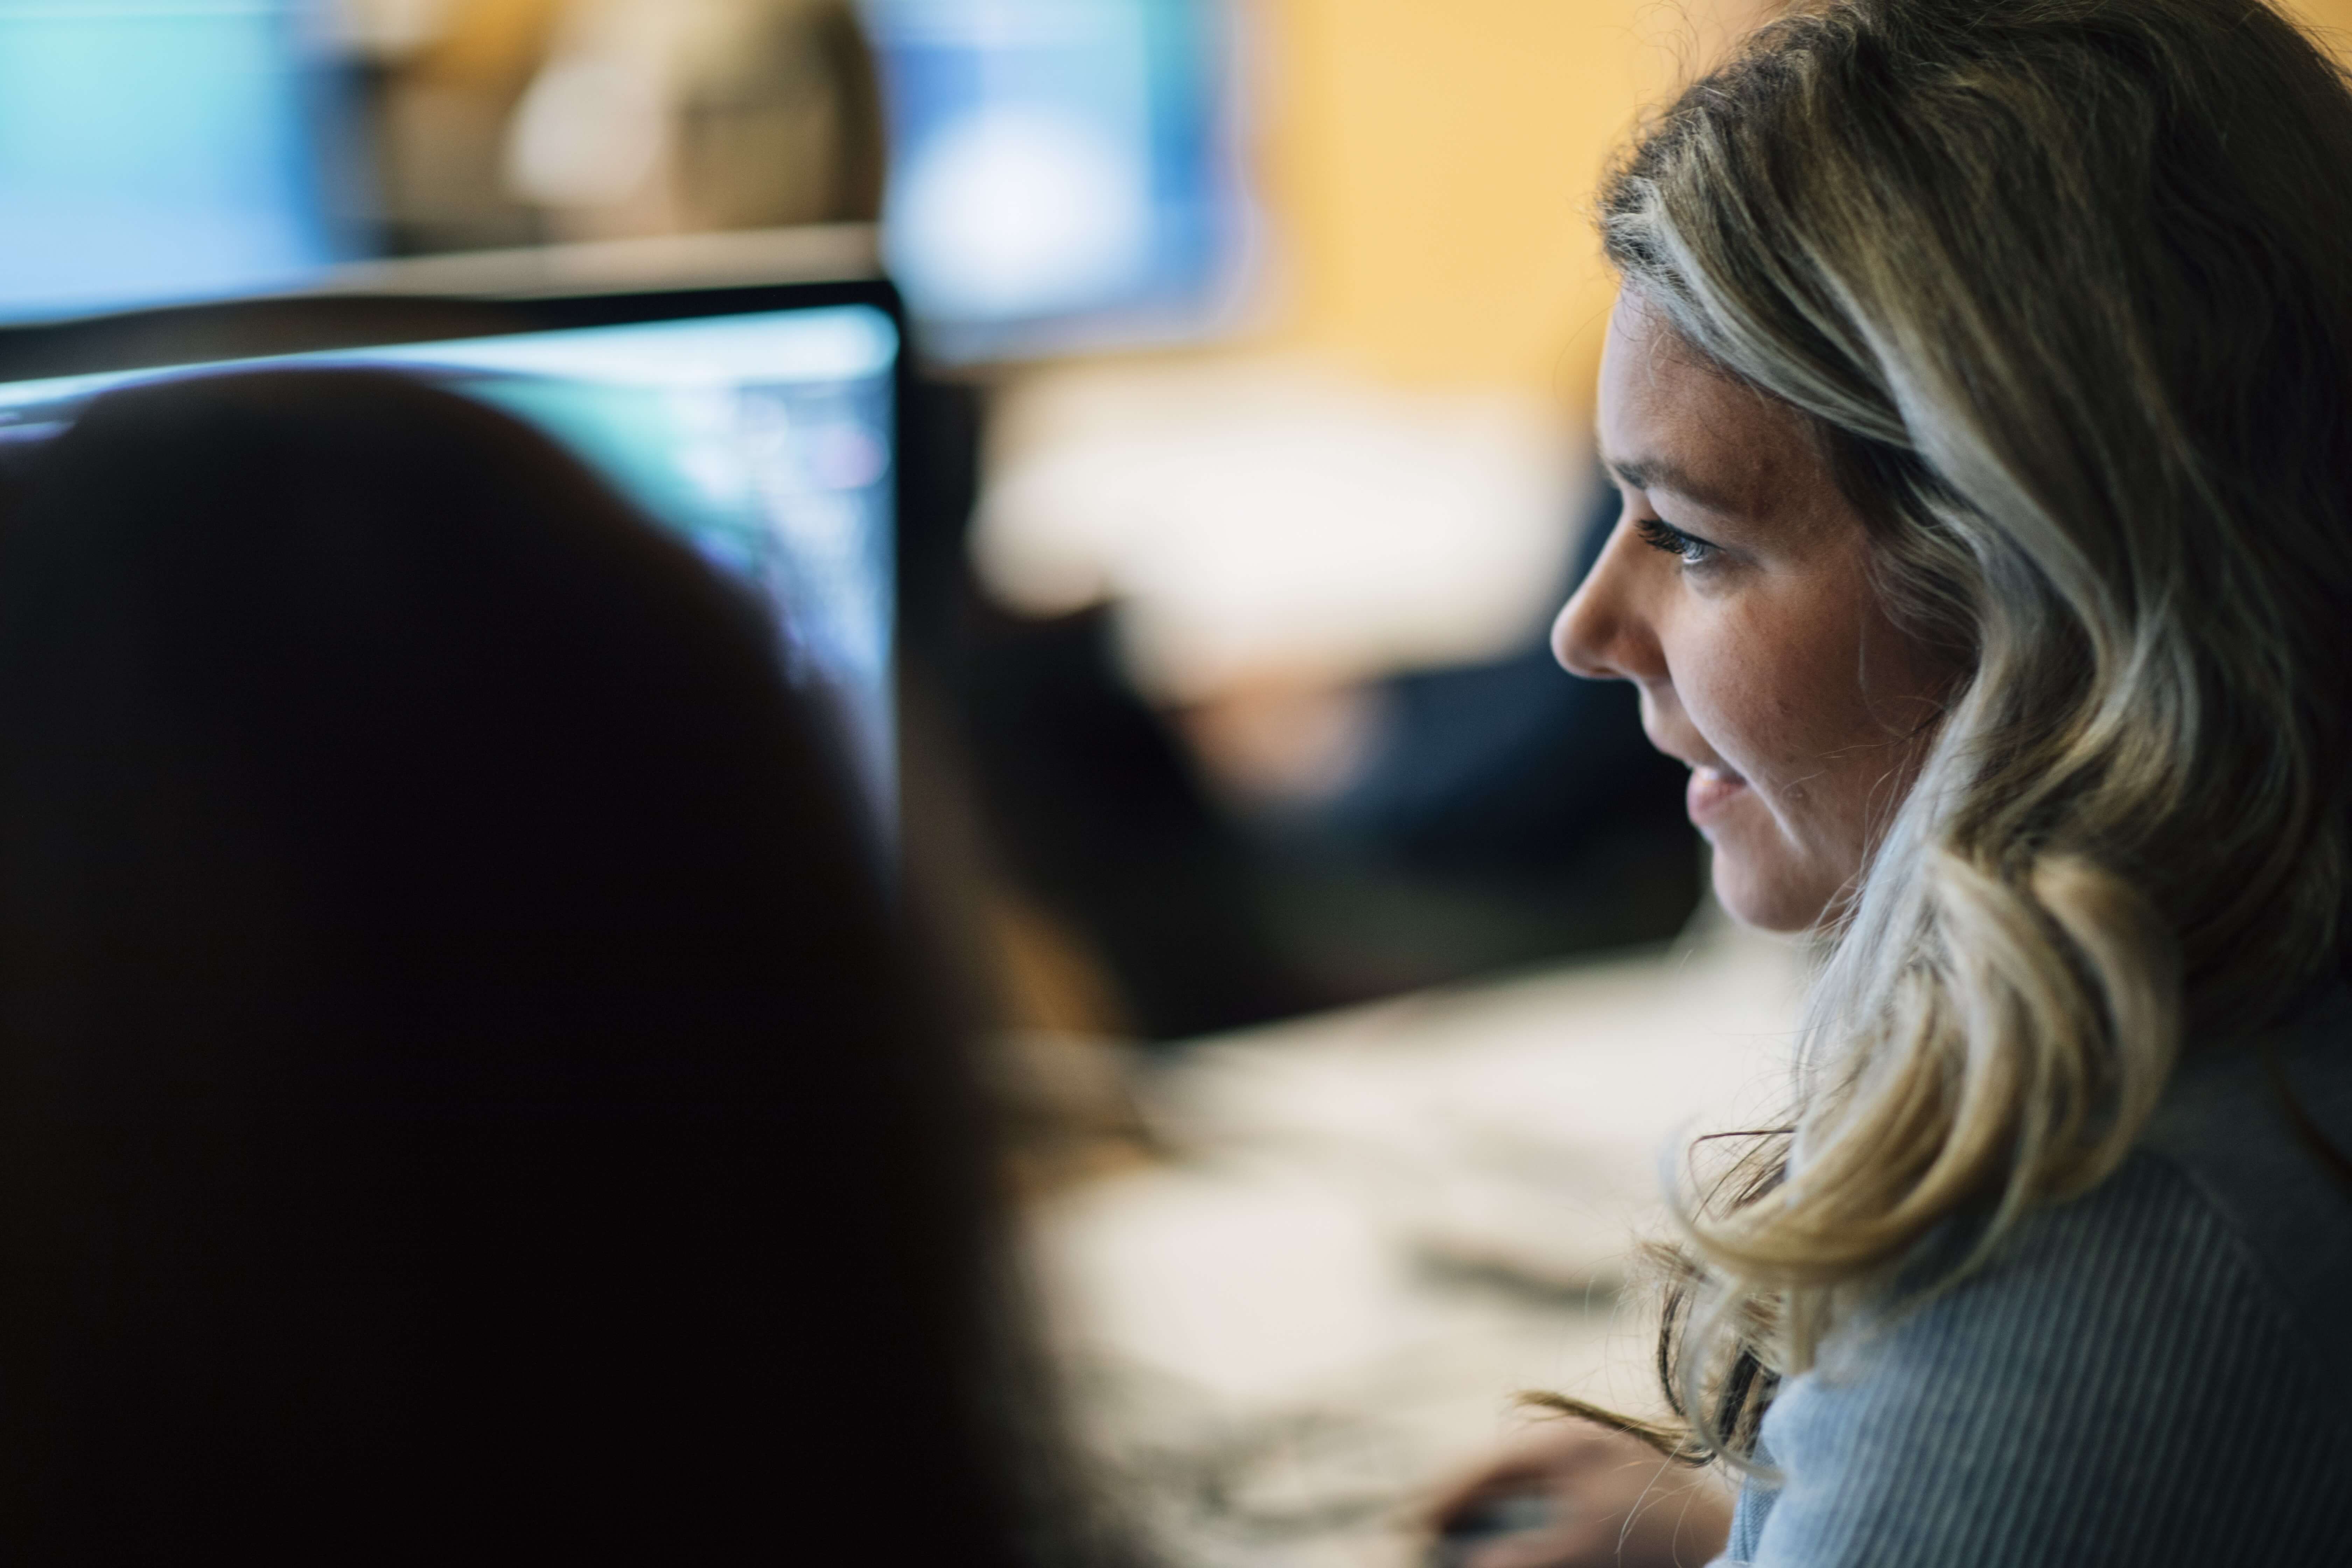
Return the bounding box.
[0,369,1045,1561]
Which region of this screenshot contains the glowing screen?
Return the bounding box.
[0,304,901,816]
[0,0,339,320]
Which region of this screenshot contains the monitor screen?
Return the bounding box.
[862,0,1246,358]
[0,0,342,322]
[0,300,901,823]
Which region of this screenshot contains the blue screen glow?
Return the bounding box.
[0,0,338,320]
[0,306,902,817]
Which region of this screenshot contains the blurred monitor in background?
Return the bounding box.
[0,0,1249,359]
[0,0,349,321]
[382,0,1250,360]
[860,0,1250,360]
[0,284,902,824]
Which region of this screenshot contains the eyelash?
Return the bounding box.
[1634,515,1719,568]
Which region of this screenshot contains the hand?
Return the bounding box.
[1424,1419,1738,1568]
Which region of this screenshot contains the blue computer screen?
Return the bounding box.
[862,0,1243,354]
[0,304,901,816]
[0,0,338,321]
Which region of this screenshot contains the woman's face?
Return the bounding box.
[1553,294,1944,932]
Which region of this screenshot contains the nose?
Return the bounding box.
[1551,512,1664,682]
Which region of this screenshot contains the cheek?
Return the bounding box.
[1667,606,1818,782]
[1668,599,1888,850]
[1681,645,1882,930]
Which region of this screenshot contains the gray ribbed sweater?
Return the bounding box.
[1718,990,2352,1566]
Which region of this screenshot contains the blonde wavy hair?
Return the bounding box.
[1584,0,2352,1460]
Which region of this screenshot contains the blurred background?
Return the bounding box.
[0,0,1722,1026]
[13,1,2350,1561]
[0,0,1724,1037]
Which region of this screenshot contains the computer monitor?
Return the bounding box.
[0,267,903,831]
[0,0,344,322]
[861,0,1249,360]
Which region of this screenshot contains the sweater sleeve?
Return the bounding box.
[1716,1153,2352,1567]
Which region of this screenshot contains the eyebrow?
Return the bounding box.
[1601,453,1746,516]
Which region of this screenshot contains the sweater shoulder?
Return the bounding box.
[1836,988,2352,1419]
[1722,1023,2352,1568]
[2135,992,2352,1391]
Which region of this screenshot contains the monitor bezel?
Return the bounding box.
[0,266,904,385]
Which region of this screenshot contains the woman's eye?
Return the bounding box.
[1634,516,1719,567]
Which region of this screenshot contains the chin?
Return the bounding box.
[1708,847,1836,934]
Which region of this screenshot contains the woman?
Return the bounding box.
[1435,0,2352,1562]
[0,369,1102,1562]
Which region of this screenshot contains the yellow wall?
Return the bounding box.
[2289,0,2352,52]
[1250,0,2352,413]
[1247,0,1755,408]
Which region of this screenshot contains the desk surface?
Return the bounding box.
[1028,910,1804,1566]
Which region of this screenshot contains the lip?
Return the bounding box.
[1684,764,1750,827]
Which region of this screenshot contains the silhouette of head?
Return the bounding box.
[0,369,1028,1562]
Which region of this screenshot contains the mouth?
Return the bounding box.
[1684,762,1750,827]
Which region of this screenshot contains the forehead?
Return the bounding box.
[1597,293,1819,517]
